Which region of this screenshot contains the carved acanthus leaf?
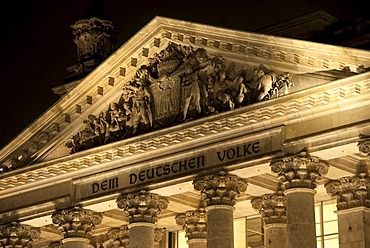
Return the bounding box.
[325,172,370,210]
[270,150,329,190]
[193,171,248,207]
[51,207,103,239]
[116,190,168,224]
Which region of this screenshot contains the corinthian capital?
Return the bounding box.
[270,150,329,190]
[325,171,370,210]
[251,191,286,225]
[0,222,40,247]
[175,208,207,240]
[102,225,129,248]
[358,134,370,158]
[116,190,169,224]
[51,207,103,239]
[193,171,248,207]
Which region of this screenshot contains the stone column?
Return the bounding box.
[270,150,329,248]
[101,225,129,248]
[325,168,370,248]
[193,171,248,248]
[116,190,169,248]
[51,207,103,248]
[175,208,207,248]
[0,222,40,247]
[251,191,287,248]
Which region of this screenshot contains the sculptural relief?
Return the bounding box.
[66,42,293,153]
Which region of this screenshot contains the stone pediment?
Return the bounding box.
[1,16,370,173]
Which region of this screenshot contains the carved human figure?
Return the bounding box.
[180,65,201,120]
[109,102,126,132]
[255,69,276,100]
[126,69,154,133]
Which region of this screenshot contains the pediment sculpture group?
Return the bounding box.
[66,42,293,153]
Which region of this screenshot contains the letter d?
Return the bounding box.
[129,173,137,184]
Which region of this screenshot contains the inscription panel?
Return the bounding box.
[73,127,283,199]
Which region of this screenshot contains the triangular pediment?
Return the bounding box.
[1,16,370,172]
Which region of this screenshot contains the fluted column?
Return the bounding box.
[325,168,370,248]
[116,190,169,248]
[51,207,103,248]
[175,208,207,248]
[101,225,129,248]
[270,150,329,248]
[193,171,248,248]
[0,222,40,247]
[251,191,287,248]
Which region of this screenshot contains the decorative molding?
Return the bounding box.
[251,191,286,225]
[358,134,370,158]
[65,42,293,153]
[175,208,207,240]
[51,207,103,239]
[193,170,248,207]
[101,225,129,248]
[0,75,366,191]
[116,190,168,224]
[1,17,370,173]
[154,228,165,245]
[270,150,329,190]
[0,222,40,247]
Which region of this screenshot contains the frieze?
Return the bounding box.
[73,129,282,200]
[66,42,292,153]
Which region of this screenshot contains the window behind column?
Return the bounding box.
[315,199,339,248]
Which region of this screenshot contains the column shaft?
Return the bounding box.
[62,237,90,248]
[129,222,155,248]
[264,223,287,248]
[337,207,370,248]
[285,188,316,248]
[206,205,234,248]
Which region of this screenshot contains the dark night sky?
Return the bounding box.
[0,0,367,149]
